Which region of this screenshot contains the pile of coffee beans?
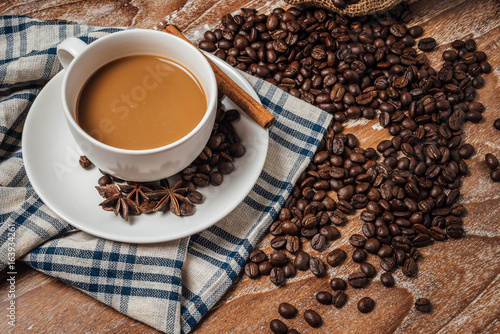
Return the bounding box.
[200,1,494,329]
[180,93,246,188]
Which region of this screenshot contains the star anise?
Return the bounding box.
[145,179,192,216]
[118,183,154,207]
[95,184,140,222]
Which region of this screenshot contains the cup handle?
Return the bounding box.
[57,37,88,69]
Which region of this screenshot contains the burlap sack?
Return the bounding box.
[285,0,406,16]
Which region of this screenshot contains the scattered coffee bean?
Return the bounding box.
[327,249,347,267]
[380,257,396,272]
[98,175,112,186]
[270,251,288,267]
[491,169,500,182]
[485,153,499,170]
[270,267,285,286]
[278,302,297,319]
[332,290,348,308]
[494,118,500,130]
[418,37,437,51]
[79,155,92,169]
[244,262,259,279]
[348,272,369,288]
[402,258,418,277]
[330,277,347,291]
[294,251,311,271]
[258,261,273,276]
[316,291,333,305]
[349,234,367,248]
[360,262,377,278]
[458,144,475,159]
[304,309,322,328]
[283,262,297,278]
[415,298,433,313]
[270,319,288,334]
[309,257,326,277]
[249,250,267,263]
[380,273,395,287]
[271,236,287,250]
[352,249,367,263]
[358,297,375,313]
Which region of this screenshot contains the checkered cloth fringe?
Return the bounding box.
[0,16,332,333]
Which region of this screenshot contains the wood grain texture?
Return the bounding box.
[1,0,499,333]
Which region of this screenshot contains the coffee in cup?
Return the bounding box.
[76,54,207,150]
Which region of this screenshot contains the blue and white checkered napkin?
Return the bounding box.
[0,16,332,333]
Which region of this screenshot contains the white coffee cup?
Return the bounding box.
[57,29,217,182]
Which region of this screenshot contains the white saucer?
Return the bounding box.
[22,54,269,243]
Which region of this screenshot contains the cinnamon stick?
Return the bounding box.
[162,25,275,130]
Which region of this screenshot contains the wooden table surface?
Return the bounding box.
[1,0,499,333]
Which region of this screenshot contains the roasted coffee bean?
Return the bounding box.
[79,155,92,169]
[364,238,382,254]
[330,277,347,291]
[348,272,369,288]
[281,220,299,235]
[349,234,367,248]
[286,235,301,254]
[381,257,397,272]
[283,262,297,278]
[380,273,395,287]
[278,302,298,319]
[330,290,347,308]
[402,258,418,277]
[319,225,340,240]
[415,298,432,313]
[244,262,259,278]
[458,143,475,159]
[311,233,327,251]
[98,175,112,186]
[378,244,394,259]
[362,223,376,238]
[408,25,423,38]
[360,262,377,278]
[332,0,347,9]
[418,37,437,51]
[494,118,500,130]
[294,251,311,271]
[352,248,368,263]
[304,310,322,328]
[356,297,375,315]
[316,291,333,305]
[271,236,287,250]
[270,267,285,285]
[270,251,288,267]
[491,169,500,182]
[485,153,499,170]
[270,319,288,334]
[258,261,273,275]
[447,224,464,238]
[249,250,267,263]
[327,249,347,267]
[309,257,326,276]
[429,226,446,241]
